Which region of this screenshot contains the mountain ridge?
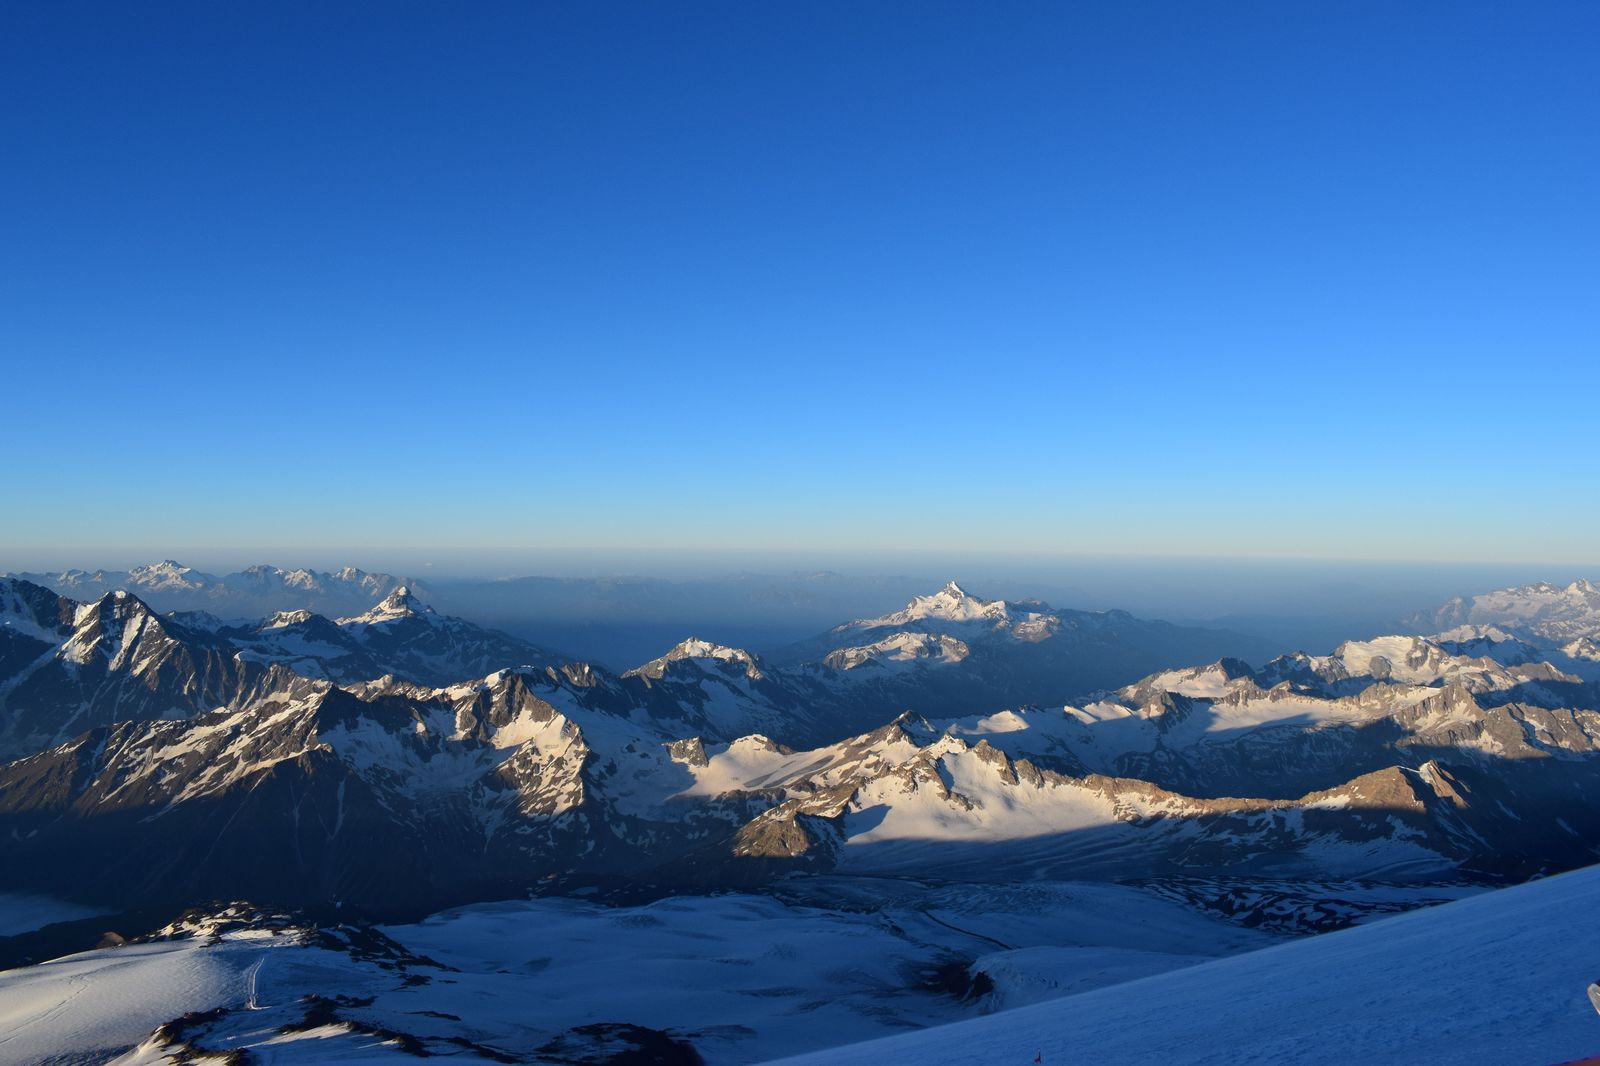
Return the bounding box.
[3,573,1599,919]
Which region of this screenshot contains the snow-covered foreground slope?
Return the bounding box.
[0,881,1275,1065]
[768,863,1600,1066]
[0,936,270,1065]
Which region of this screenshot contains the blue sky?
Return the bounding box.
[3,2,1597,567]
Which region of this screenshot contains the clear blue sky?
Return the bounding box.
[3,2,1597,568]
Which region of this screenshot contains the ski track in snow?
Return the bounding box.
[917,908,1014,951]
[244,956,265,1010]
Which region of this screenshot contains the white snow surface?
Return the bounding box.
[1429,578,1600,644]
[828,581,1055,642]
[0,881,1270,1065]
[124,560,212,593]
[766,862,1600,1066]
[879,581,1013,625]
[822,631,970,672]
[0,937,267,1065]
[625,637,766,681]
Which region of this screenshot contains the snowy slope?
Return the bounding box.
[766,862,1600,1066]
[0,936,267,1065]
[0,882,1271,1066]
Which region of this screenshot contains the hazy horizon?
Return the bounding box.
[6,546,1598,582]
[8,548,1591,668]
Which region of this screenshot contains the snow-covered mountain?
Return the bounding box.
[0,578,564,759]
[6,606,1600,913]
[2,573,1282,747]
[223,585,566,687]
[0,668,719,912]
[10,561,419,620]
[232,563,405,601]
[1409,577,1600,644]
[848,579,1025,628]
[779,581,1281,721]
[0,577,319,761]
[723,632,1600,882]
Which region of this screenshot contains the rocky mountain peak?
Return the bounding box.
[340,585,432,625]
[879,581,1013,626]
[628,637,766,681]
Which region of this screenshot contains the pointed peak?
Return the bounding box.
[896,581,1010,623]
[92,587,152,612]
[337,585,433,625]
[865,711,938,746]
[378,585,429,615]
[671,636,760,665]
[1213,657,1256,678]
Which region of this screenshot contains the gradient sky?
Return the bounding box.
[3,2,1597,567]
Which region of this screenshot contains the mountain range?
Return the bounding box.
[0,573,1269,754]
[1407,577,1600,654]
[3,571,1599,921]
[11,561,420,621]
